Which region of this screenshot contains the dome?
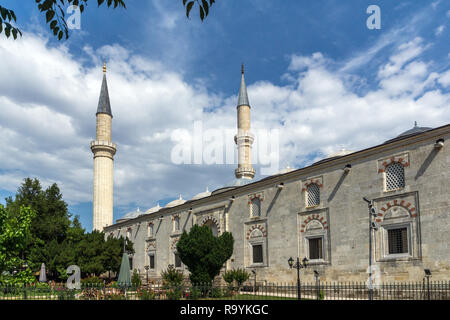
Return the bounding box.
[192,188,211,200]
[326,147,354,159]
[277,165,296,175]
[384,122,433,143]
[165,195,186,208]
[145,203,161,214]
[117,208,142,222]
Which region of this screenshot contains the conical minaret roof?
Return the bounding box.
[97,63,113,117]
[237,64,250,107]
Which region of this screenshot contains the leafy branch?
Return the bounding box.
[183,0,216,22]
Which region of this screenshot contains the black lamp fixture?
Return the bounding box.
[434,138,444,149]
[424,269,432,277]
[288,256,308,300]
[343,164,352,173]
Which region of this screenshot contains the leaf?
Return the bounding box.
[186,1,194,18]
[199,5,204,21]
[46,10,55,23]
[202,0,209,16]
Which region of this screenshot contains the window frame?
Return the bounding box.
[385,162,405,192]
[381,222,412,260]
[306,183,321,208]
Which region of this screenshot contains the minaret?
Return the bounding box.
[91,63,117,231]
[234,64,255,180]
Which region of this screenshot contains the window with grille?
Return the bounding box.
[309,237,323,260]
[388,228,408,254]
[385,162,405,191]
[251,198,261,217]
[252,244,263,263]
[149,254,155,269]
[307,183,320,207]
[174,253,182,268]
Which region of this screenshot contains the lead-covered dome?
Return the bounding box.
[145,203,161,214]
[192,188,211,200]
[165,195,186,208]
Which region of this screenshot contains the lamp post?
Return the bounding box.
[144,265,149,285]
[288,257,308,300]
[314,270,320,300]
[363,197,378,300]
[424,269,432,300]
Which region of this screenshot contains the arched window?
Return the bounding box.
[385,162,405,191]
[307,183,320,207]
[203,219,219,237]
[126,228,132,240]
[251,198,261,217]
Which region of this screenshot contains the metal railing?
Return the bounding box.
[0,281,449,300]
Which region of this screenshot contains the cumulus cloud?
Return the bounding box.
[0,30,449,225]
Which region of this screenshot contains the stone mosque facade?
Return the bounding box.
[94,64,450,283]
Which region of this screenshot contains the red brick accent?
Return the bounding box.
[300,230,304,233]
[381,207,387,212]
[405,203,411,208]
[390,157,395,162]
[398,157,403,163]
[301,224,305,228]
[301,188,306,192]
[319,184,323,188]
[400,200,405,206]
[323,221,327,225]
[386,202,391,208]
[378,213,383,217]
[403,162,409,167]
[411,214,417,218]
[319,217,324,221]
[382,161,388,167]
[410,207,415,212]
[324,226,328,230]
[378,169,385,173]
[394,200,398,205]
[376,219,382,222]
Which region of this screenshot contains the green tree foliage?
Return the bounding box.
[4,178,134,281]
[231,268,249,289]
[1,0,217,41]
[131,268,141,287]
[0,204,36,284]
[176,224,233,285]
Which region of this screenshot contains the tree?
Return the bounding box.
[176,224,233,286]
[0,204,36,284]
[1,0,216,40]
[4,177,133,281]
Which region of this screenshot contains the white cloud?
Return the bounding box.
[435,25,445,36]
[0,31,449,225]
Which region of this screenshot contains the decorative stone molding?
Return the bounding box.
[146,240,156,252]
[170,237,180,250]
[378,153,409,173]
[375,199,417,223]
[200,215,221,234]
[246,224,267,240]
[299,213,328,233]
[301,176,323,192]
[247,192,264,204]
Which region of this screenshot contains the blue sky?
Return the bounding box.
[0,0,449,231]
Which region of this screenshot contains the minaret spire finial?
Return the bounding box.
[241,63,244,74]
[103,62,107,74]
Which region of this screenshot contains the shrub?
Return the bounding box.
[166,288,183,300]
[233,268,250,289]
[222,270,234,288]
[81,276,103,287]
[137,288,156,300]
[161,265,184,287]
[131,269,141,288]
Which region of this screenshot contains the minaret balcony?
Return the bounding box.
[90,140,117,156]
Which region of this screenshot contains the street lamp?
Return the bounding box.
[288,257,308,300]
[144,265,150,285]
[314,270,320,300]
[363,196,378,300]
[424,269,432,300]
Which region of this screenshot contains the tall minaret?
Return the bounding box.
[234,64,255,180]
[91,63,117,231]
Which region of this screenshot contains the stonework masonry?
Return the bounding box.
[105,124,450,283]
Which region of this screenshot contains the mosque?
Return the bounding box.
[92,64,450,283]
